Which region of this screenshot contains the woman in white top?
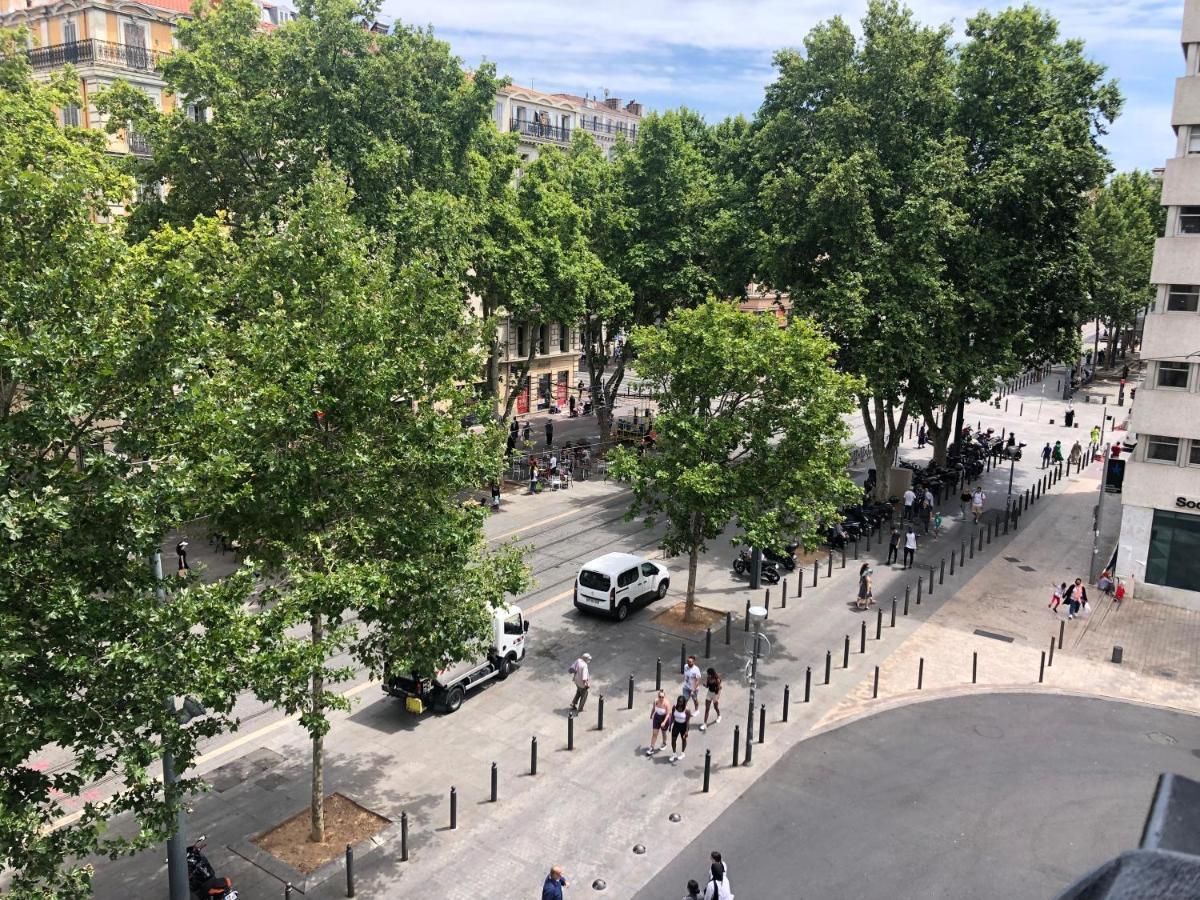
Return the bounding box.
[669,696,692,762]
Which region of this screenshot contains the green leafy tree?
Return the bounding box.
[1082,171,1164,366]
[609,300,859,618]
[754,0,962,497]
[0,36,257,893]
[189,169,527,844]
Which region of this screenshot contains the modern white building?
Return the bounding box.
[493,84,643,163]
[1116,0,1200,607]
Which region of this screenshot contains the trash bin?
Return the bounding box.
[1064,409,1075,428]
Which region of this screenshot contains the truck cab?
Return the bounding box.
[384,605,528,714]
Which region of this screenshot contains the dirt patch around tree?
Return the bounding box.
[251,793,390,875]
[651,601,727,634]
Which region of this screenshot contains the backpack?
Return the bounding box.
[568,660,580,675]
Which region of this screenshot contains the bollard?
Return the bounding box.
[805,666,812,701]
[732,725,741,767]
[987,521,992,544]
[1112,645,1123,664]
[798,573,803,599]
[861,621,867,653]
[939,558,945,585]
[828,551,833,578]
[286,885,294,900]
[825,651,832,685]
[703,749,712,793]
[1003,513,1009,535]
[872,665,879,699]
[1048,635,1055,667]
[813,560,819,588]
[567,712,574,750]
[1058,619,1065,650]
[959,542,965,566]
[782,578,788,608]
[347,844,356,896]
[917,578,923,605]
[746,694,755,744]
[401,811,409,861]
[491,762,498,803]
[876,607,883,640]
[764,588,770,617]
[854,539,859,561]
[725,611,732,645]
[972,651,978,684]
[891,597,897,627]
[530,736,538,776]
[1020,402,1024,416]
[597,695,605,731]
[783,684,790,722]
[450,787,457,831]
[904,586,910,616]
[928,566,935,596]
[841,545,846,568]
[980,528,985,552]
[843,634,850,669]
[744,598,750,632]
[969,537,974,560]
[628,674,635,709]
[1039,651,1045,683]
[758,703,766,744]
[705,627,712,659]
[680,642,686,674]
[656,657,662,690]
[918,657,924,690]
[950,552,956,575]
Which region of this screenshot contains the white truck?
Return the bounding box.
[383,605,529,714]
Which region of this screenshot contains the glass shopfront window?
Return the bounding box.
[1147,509,1200,591]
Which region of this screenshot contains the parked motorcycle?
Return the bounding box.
[763,543,798,572]
[732,548,781,584]
[187,837,238,900]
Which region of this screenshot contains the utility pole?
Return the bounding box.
[152,550,189,900]
[1091,448,1110,583]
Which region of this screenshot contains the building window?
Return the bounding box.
[538,323,548,355]
[558,322,569,353]
[1146,509,1200,591]
[1190,126,1200,155]
[61,103,80,126]
[1180,207,1200,234]
[516,324,527,358]
[1191,441,1200,466]
[1146,435,1181,463]
[185,102,207,124]
[1157,361,1190,389]
[1167,284,1200,312]
[493,101,503,128]
[62,17,78,44]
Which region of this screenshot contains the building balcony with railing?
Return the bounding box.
[578,118,638,140]
[510,117,571,145]
[26,39,168,73]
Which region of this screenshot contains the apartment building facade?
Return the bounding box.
[1116,0,1200,607]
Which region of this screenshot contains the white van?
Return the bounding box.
[574,552,670,621]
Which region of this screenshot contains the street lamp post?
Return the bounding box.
[152,551,189,900]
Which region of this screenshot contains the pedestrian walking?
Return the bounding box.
[917,424,927,448]
[959,488,971,519]
[490,481,501,510]
[1049,582,1065,613]
[1066,578,1089,619]
[971,486,986,524]
[1090,425,1100,452]
[545,420,554,448]
[529,459,539,494]
[903,527,917,569]
[542,866,568,900]
[684,879,703,900]
[1041,443,1052,469]
[669,695,692,762]
[523,421,532,445]
[704,853,733,900]
[923,487,934,511]
[175,540,189,575]
[886,527,900,565]
[510,418,519,439]
[1069,441,1082,467]
[568,653,591,711]
[700,668,722,732]
[919,499,932,534]
[646,689,672,756]
[855,564,874,610]
[902,487,916,520]
[1052,440,1063,464]
[933,511,943,536]
[682,655,702,713]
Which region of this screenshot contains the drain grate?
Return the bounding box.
[973,629,1015,643]
[1018,565,1037,572]
[1156,668,1178,680]
[1004,556,1021,563]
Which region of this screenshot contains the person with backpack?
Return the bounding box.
[704,852,733,900]
[568,653,591,711]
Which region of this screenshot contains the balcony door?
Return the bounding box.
[123,21,149,70]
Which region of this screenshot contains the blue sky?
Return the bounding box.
[382,0,1187,174]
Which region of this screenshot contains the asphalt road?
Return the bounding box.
[634,693,1200,900]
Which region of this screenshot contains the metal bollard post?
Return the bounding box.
[891,597,897,627]
[805,666,812,701]
[705,627,712,659]
[854,539,859,561]
[286,885,294,899]
[813,560,819,588]
[725,611,732,645]
[744,598,750,632]
[843,634,850,669]
[825,651,832,685]
[782,684,790,722]
[972,651,978,684]
[1003,513,1009,535]
[764,588,770,617]
[449,787,457,831]
[959,542,965,566]
[873,665,879,699]
[656,657,662,690]
[950,552,956,575]
[904,586,910,616]
[876,607,883,639]
[746,695,755,744]
[798,574,803,599]
[346,845,356,896]
[744,727,753,766]
[1048,635,1055,667]
[828,551,833,578]
[841,545,846,568]
[916,578,923,605]
[401,811,409,861]
[782,579,788,608]
[491,762,498,802]
[928,566,935,596]
[530,736,538,776]
[628,674,635,709]
[1058,619,1065,650]
[918,657,924,690]
[732,725,740,768]
[987,522,992,544]
[939,558,945,585]
[758,703,766,744]
[679,642,686,674]
[860,621,867,653]
[1039,651,1046,684]
[969,537,974,560]
[567,712,574,750]
[597,694,604,731]
[703,749,712,793]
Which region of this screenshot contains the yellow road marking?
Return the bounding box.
[524,587,575,615]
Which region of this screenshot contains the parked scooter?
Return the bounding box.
[186,837,238,899]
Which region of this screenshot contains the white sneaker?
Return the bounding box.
[646,747,655,756]
[698,723,707,732]
[668,753,677,762]
[716,715,721,724]
[676,752,685,761]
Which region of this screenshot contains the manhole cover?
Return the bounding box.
[1147,732,1178,746]
[1004,557,1020,563]
[1018,565,1037,572]
[1156,668,1178,680]
[973,629,1015,643]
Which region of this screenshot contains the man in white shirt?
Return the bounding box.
[569,652,591,712]
[971,487,986,524]
[903,487,916,520]
[682,655,702,712]
[903,527,917,569]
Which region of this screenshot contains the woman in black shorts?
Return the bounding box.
[669,695,692,763]
[699,668,721,732]
[646,690,671,756]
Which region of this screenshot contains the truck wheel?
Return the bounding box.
[442,685,465,714]
[656,580,670,599]
[497,654,515,679]
[615,601,630,622]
